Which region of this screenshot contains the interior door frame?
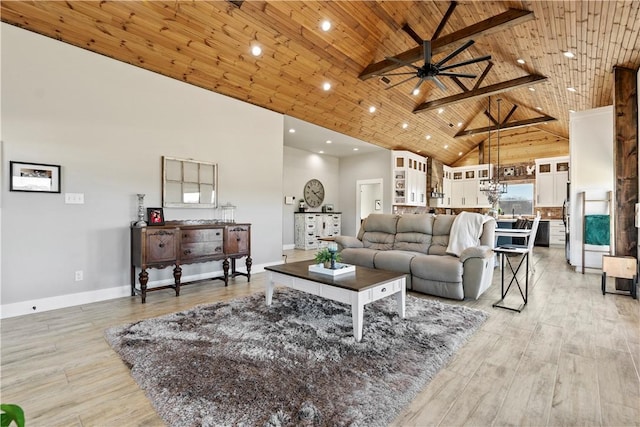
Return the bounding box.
[355,178,383,234]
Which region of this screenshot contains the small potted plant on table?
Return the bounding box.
[315,245,341,269]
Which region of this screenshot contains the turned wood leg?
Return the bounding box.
[223,258,230,286]
[245,256,252,282]
[138,269,149,304]
[173,265,182,297]
[130,266,136,296]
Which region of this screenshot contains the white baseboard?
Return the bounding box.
[1,262,274,319]
[283,244,295,250]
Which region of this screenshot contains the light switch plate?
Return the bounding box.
[65,193,85,204]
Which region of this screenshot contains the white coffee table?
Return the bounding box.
[264,260,406,342]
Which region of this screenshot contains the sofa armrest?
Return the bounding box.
[334,235,364,250]
[459,245,494,263]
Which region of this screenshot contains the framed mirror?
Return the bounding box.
[162,156,217,208]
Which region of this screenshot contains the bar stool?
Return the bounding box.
[492,214,540,312]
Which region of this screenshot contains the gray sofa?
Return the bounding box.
[334,213,496,300]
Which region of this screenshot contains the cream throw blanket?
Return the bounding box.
[446,212,491,257]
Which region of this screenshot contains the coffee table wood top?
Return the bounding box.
[265,260,405,292]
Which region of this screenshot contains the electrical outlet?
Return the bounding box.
[75,270,83,281]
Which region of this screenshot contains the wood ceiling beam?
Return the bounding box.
[359,8,534,80]
[413,74,547,113]
[454,114,557,137]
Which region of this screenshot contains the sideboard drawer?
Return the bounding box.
[181,228,223,243]
[182,242,224,260]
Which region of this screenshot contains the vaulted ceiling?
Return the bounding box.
[2,1,639,165]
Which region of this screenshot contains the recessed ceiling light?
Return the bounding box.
[517,58,525,64]
[319,150,324,154]
[250,45,262,56]
[563,51,575,58]
[567,87,577,92]
[536,106,542,111]
[529,87,535,92]
[321,20,331,31]
[458,152,463,156]
[569,109,576,113]
[322,82,331,91]
[412,88,420,96]
[425,135,431,140]
[288,128,295,133]
[457,122,462,127]
[326,140,332,144]
[402,123,408,129]
[369,106,376,113]
[438,108,444,114]
[444,144,449,149]
[353,148,359,151]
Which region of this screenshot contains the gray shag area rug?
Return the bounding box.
[105,289,488,427]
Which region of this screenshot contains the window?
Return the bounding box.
[499,183,534,216]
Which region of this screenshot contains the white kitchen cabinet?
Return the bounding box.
[450,165,492,208]
[392,151,427,207]
[549,219,565,246]
[436,166,452,208]
[535,156,569,207]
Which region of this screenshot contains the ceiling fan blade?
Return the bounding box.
[385,56,421,70]
[439,72,477,78]
[410,77,425,94]
[434,40,475,68]
[439,55,492,71]
[429,76,447,91]
[424,39,432,65]
[384,75,418,90]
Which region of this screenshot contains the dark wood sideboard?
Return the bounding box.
[130,221,251,303]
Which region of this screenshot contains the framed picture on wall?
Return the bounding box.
[147,208,165,226]
[9,161,61,193]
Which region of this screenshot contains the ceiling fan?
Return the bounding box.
[378,39,491,93]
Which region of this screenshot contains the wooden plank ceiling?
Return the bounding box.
[2,1,639,165]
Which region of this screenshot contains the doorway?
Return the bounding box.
[355,178,383,233]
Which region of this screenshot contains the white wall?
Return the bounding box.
[569,106,614,270]
[339,151,392,236]
[1,24,284,316]
[282,146,340,248]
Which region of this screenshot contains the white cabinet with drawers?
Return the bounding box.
[294,213,341,250]
[549,219,565,246]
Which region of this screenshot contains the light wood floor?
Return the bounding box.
[1,247,638,426]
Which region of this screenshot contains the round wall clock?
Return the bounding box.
[303,179,325,208]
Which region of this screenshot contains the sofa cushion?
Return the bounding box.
[428,215,456,255]
[373,250,419,274]
[360,214,399,250]
[410,254,463,282]
[393,214,434,253]
[340,248,379,268]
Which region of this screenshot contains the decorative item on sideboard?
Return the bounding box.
[134,193,147,227]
